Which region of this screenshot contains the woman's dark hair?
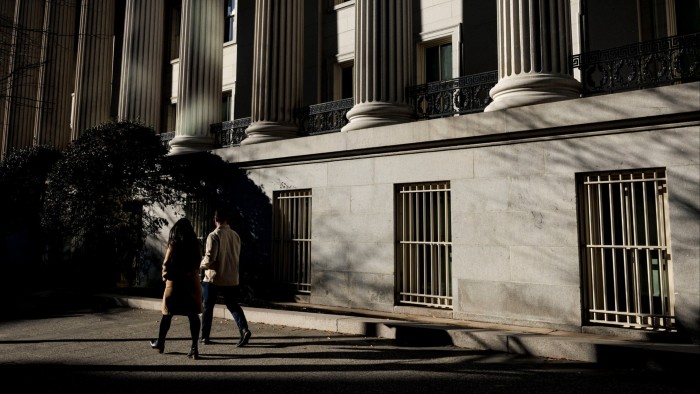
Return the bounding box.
[167,218,201,271]
[169,218,197,246]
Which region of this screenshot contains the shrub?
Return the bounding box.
[0,145,61,235]
[42,121,184,289]
[0,145,61,294]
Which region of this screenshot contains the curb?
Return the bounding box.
[107,294,700,370]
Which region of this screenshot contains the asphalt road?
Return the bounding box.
[0,296,695,394]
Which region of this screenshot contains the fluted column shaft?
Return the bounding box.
[34,0,77,149]
[169,0,222,155]
[73,0,115,137]
[1,0,45,155]
[118,0,164,132]
[242,0,304,145]
[341,0,413,132]
[485,0,581,111]
[0,0,17,156]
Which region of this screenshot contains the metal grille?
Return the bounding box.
[396,182,452,308]
[184,198,214,249]
[579,169,675,330]
[272,189,312,294]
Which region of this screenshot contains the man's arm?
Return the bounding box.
[200,233,219,270]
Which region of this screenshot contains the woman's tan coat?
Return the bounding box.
[161,244,203,316]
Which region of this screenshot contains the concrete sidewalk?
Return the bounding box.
[109,294,700,371]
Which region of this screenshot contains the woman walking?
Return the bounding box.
[150,218,203,359]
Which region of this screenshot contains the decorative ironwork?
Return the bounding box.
[298,98,353,136]
[573,33,700,96]
[211,117,250,147]
[159,131,174,150]
[407,71,498,119]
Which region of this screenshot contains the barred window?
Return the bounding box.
[395,181,452,308]
[578,169,675,330]
[272,189,312,294]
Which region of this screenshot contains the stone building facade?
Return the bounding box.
[1,0,699,341]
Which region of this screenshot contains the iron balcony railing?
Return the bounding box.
[573,32,700,96]
[210,71,498,143]
[211,117,250,148]
[407,71,498,119]
[160,131,174,150]
[209,33,699,146]
[298,97,353,136]
[210,99,353,145]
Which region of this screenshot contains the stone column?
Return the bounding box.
[34,0,77,149]
[485,0,581,112]
[241,0,304,145]
[169,0,222,155]
[341,0,414,132]
[72,0,115,138]
[118,0,164,132]
[0,0,17,156]
[1,0,45,155]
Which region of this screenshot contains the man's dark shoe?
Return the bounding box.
[237,329,251,347]
[199,338,211,345]
[150,339,164,353]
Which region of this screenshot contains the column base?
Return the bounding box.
[341,102,414,132]
[485,74,582,112]
[168,135,215,155]
[240,121,299,145]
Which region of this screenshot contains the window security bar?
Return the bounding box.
[396,182,452,308]
[580,169,675,331]
[182,198,215,250]
[272,190,312,294]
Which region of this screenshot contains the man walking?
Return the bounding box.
[200,208,251,347]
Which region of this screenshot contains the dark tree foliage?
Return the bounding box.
[0,145,61,298]
[42,121,184,289]
[0,145,61,235]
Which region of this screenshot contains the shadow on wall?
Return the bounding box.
[137,152,272,303]
[221,161,274,302]
[158,151,274,302]
[474,87,700,342]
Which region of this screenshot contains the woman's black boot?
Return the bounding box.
[151,315,171,354]
[187,345,199,360]
[150,339,165,353]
